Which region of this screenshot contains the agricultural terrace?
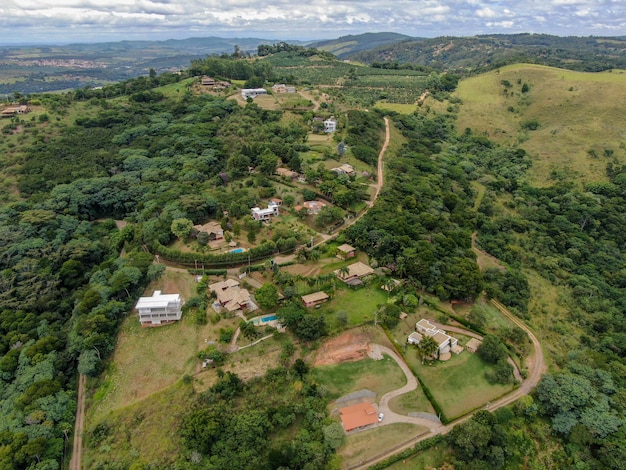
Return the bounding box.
[456,64,626,186]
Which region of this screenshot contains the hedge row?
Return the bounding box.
[187,269,227,276]
[368,435,445,470]
[382,328,449,424]
[153,240,277,267]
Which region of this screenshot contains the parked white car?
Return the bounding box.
[378,413,384,422]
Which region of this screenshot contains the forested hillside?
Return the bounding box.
[350,33,626,73]
[1,49,626,469]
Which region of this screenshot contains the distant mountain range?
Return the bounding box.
[1,32,626,95]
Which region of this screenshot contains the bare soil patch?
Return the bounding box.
[314,329,374,366]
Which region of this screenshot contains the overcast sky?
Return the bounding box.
[2,0,625,45]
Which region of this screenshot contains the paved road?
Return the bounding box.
[350,302,546,470]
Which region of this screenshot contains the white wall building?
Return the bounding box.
[136,291,183,325]
[241,88,268,99]
[251,201,280,221]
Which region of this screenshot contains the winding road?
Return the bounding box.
[350,301,546,470]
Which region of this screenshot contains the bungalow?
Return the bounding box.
[251,201,280,221]
[201,76,216,86]
[340,402,379,432]
[324,118,337,133]
[1,105,30,118]
[275,167,298,179]
[301,291,329,307]
[411,319,459,355]
[302,200,326,215]
[194,221,224,241]
[336,244,356,260]
[241,88,267,99]
[136,291,183,326]
[215,286,252,312]
[209,279,240,293]
[334,261,375,285]
[331,164,355,176]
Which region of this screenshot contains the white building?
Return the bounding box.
[324,118,337,133]
[241,88,268,99]
[136,291,183,326]
[409,319,459,355]
[251,201,280,221]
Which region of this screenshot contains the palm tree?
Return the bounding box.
[338,265,350,279]
[417,336,439,364]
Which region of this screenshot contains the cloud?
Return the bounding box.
[0,0,624,44]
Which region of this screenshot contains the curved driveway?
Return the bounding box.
[351,301,546,470]
[369,344,444,433]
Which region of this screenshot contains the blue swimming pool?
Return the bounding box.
[261,315,277,323]
[230,248,244,253]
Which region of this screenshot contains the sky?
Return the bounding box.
[2,0,625,45]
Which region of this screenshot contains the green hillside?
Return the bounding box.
[455,64,626,186]
[309,32,413,58]
[2,51,626,470]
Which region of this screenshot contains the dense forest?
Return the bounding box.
[1,48,626,469]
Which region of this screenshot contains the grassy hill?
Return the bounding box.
[455,64,626,186]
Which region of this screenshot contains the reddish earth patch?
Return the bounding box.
[314,330,373,366]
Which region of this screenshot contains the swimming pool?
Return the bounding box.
[230,248,245,253]
[261,315,277,323]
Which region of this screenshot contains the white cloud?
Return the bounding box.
[0,0,624,44]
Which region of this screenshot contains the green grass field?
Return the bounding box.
[320,286,389,327]
[388,387,436,415]
[456,64,626,186]
[313,354,407,400]
[338,423,429,468]
[410,352,513,419]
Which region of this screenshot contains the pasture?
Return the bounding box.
[456,64,626,186]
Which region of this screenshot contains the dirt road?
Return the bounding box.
[311,116,390,250]
[69,374,86,470]
[350,302,546,470]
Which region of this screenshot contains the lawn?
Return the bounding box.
[388,387,436,416]
[313,354,407,400]
[409,351,514,420]
[338,423,429,469]
[320,285,389,327]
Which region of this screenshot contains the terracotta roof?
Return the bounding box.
[194,221,223,234]
[340,402,378,431]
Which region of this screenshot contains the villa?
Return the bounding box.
[301,291,329,307]
[136,291,183,326]
[334,261,374,286]
[251,201,280,221]
[241,88,267,99]
[408,319,459,355]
